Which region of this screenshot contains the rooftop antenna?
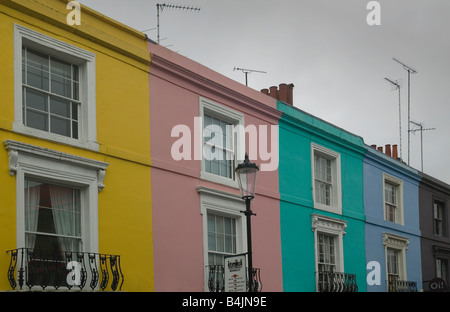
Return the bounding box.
[156,3,201,44]
[384,77,403,159]
[409,120,435,172]
[234,67,267,87]
[393,58,417,166]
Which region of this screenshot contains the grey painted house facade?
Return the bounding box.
[419,172,450,291]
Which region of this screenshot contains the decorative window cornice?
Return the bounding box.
[382,233,410,250]
[311,214,347,235]
[433,246,450,259]
[4,140,108,192]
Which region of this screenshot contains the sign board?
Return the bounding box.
[224,254,247,292]
[429,278,447,292]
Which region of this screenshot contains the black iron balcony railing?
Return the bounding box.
[207,265,262,292]
[317,271,358,292]
[387,275,417,292]
[6,248,124,291]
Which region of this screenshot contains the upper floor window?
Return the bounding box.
[203,114,234,179]
[311,143,342,214]
[434,200,447,236]
[22,47,80,139]
[383,174,404,225]
[14,24,98,151]
[200,97,244,188]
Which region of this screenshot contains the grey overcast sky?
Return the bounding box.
[78,0,450,184]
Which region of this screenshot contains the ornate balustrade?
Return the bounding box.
[387,275,417,292]
[6,248,124,291]
[317,271,358,292]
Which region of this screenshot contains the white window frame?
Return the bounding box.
[5,139,108,256]
[198,186,246,292]
[199,97,245,189]
[13,24,98,151]
[311,214,347,291]
[311,143,342,214]
[382,173,404,225]
[383,233,409,290]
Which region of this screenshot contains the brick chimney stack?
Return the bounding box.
[371,144,400,161]
[261,83,294,105]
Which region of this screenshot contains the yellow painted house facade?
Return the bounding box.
[0,0,153,291]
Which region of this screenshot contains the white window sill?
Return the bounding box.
[13,123,99,152]
[200,171,239,189]
[313,202,342,215]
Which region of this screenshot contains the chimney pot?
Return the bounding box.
[370,144,377,149]
[269,86,278,99]
[278,83,288,103]
[392,144,398,159]
[385,144,391,157]
[287,83,294,105]
[377,146,383,153]
[261,88,269,95]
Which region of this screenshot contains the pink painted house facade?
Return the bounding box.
[148,41,283,292]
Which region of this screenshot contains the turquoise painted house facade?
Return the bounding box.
[277,98,367,292]
[364,145,422,292]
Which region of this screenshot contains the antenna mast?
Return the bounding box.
[384,77,403,159]
[409,120,435,172]
[234,67,267,87]
[393,58,417,165]
[156,3,201,44]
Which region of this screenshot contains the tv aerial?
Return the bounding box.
[409,120,436,172]
[156,3,201,44]
[234,67,267,87]
[393,57,418,165]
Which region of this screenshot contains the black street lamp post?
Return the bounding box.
[235,153,259,292]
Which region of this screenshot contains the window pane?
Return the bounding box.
[25,88,48,112]
[27,66,49,90]
[72,103,78,120]
[212,158,220,175]
[50,116,70,137]
[217,234,224,252]
[72,65,79,82]
[51,75,71,98]
[27,49,49,71]
[51,58,72,79]
[50,97,70,118]
[73,81,79,101]
[72,121,79,140]
[26,109,48,131]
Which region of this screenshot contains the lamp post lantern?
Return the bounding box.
[235,153,259,292]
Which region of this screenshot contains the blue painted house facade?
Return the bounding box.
[364,144,422,292]
[274,85,367,292]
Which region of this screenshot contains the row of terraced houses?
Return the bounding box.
[0,0,449,292]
